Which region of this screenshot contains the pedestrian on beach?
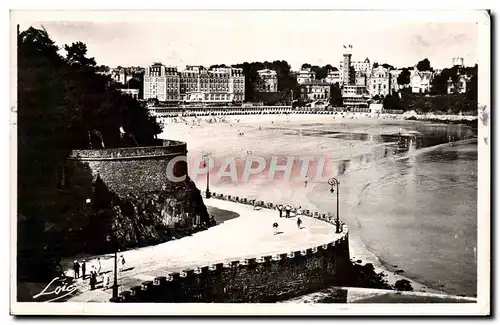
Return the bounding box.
[96,257,102,275]
[89,271,97,291]
[285,205,291,218]
[119,255,126,272]
[81,260,86,279]
[102,272,110,289]
[73,260,80,279]
[297,217,303,229]
[273,222,279,235]
[304,176,309,188]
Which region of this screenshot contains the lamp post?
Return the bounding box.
[202,154,211,199]
[106,234,119,300]
[328,178,341,233]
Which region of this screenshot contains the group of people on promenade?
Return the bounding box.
[272,204,304,235]
[72,254,126,291]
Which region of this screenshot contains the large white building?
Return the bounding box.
[368,66,391,97]
[143,63,245,103]
[180,66,245,103]
[143,63,180,102]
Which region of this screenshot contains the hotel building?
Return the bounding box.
[143,63,245,103]
[144,63,180,102]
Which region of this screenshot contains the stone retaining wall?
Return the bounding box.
[68,141,187,197]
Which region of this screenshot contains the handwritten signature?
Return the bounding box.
[33,277,78,302]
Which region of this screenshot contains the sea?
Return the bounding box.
[305,122,478,297]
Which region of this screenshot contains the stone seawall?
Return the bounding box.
[68,140,187,196]
[114,192,350,303]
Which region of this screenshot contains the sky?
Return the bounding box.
[13,10,481,71]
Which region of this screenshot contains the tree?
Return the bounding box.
[383,93,403,110]
[466,74,477,102]
[416,58,432,71]
[209,64,227,69]
[373,62,379,68]
[397,68,411,86]
[301,63,311,70]
[382,63,394,70]
[18,26,162,218]
[64,42,96,71]
[329,83,343,107]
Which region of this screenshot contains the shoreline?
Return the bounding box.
[154,107,477,123]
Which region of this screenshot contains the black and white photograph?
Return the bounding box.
[9,9,490,315]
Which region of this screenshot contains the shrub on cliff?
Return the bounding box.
[394,279,414,291]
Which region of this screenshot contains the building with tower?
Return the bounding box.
[339,45,370,108]
[340,46,355,85]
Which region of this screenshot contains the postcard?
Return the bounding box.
[10,9,490,316]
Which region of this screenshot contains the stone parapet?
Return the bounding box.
[113,193,350,303]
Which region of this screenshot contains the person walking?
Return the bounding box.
[285,205,291,218]
[73,260,80,279]
[102,272,110,290]
[297,217,303,229]
[96,257,102,275]
[273,222,279,235]
[119,255,126,272]
[81,260,86,280]
[89,271,97,291]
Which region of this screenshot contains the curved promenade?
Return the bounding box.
[68,194,349,303]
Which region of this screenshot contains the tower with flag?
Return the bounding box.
[342,45,353,85]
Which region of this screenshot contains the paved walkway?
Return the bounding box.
[67,198,341,302]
